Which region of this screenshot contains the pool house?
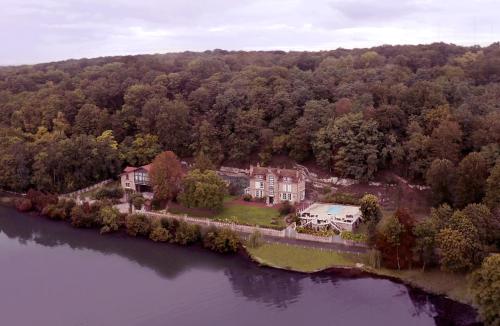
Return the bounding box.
[298,203,362,232]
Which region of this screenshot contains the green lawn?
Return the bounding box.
[247,243,365,272]
[166,197,284,229]
[215,204,284,229]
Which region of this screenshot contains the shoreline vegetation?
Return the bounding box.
[246,242,472,305]
[0,193,473,307]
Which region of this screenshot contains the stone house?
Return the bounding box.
[246,165,306,205]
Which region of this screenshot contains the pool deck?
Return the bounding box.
[299,203,362,231]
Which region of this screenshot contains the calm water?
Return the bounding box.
[0,206,479,326]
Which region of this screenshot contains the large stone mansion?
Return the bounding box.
[245,164,306,205]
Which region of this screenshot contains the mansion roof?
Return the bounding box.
[249,165,304,182]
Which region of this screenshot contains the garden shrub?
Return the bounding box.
[15,198,33,212]
[149,226,171,242]
[278,201,295,216]
[99,206,122,234]
[125,213,152,237]
[174,221,201,245]
[131,194,145,210]
[26,189,58,212]
[70,204,101,228]
[160,217,179,234]
[203,228,240,253]
[242,194,252,202]
[94,186,124,200]
[42,204,66,220]
[341,231,368,243]
[59,199,76,218]
[296,226,336,237]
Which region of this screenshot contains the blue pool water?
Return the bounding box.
[327,205,343,215]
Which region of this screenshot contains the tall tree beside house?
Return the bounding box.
[178,169,226,212]
[425,158,456,206]
[360,194,382,244]
[454,152,489,208]
[413,219,438,271]
[377,208,416,270]
[149,151,183,207]
[381,216,403,270]
[470,254,500,326]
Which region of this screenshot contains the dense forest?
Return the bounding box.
[1,42,499,196]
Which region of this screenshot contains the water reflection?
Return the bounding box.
[225,267,303,308]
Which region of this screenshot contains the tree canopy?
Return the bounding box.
[0,43,499,193]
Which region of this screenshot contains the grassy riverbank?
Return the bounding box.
[247,243,366,272]
[246,242,472,304]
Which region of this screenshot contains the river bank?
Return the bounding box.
[246,242,473,306]
[0,199,479,322]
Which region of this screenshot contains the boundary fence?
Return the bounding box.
[143,211,368,250]
[60,179,113,199]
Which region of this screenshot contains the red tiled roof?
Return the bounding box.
[122,163,152,174]
[123,166,137,173]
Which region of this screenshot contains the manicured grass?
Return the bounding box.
[166,197,284,229]
[247,242,365,272]
[215,204,284,229]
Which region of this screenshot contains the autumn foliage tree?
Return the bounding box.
[149,151,183,207]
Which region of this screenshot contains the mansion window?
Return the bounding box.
[255,190,263,198]
[281,193,291,201]
[125,182,131,188]
[134,171,150,184]
[256,181,264,189]
[268,175,274,186]
[283,183,292,192]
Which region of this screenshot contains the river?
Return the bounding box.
[0,205,480,326]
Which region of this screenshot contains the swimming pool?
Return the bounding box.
[327,205,343,215]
